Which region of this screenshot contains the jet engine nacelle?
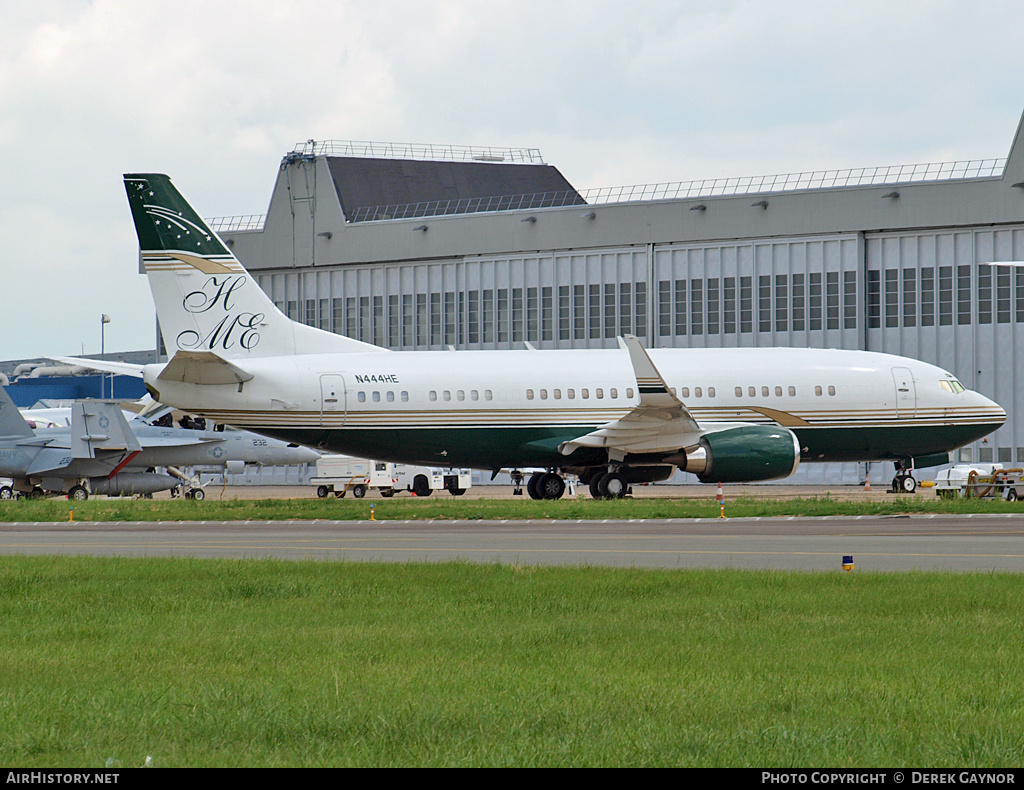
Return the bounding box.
[683,425,801,483]
[90,473,177,496]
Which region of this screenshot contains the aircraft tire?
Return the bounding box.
[352,484,367,499]
[598,472,628,499]
[187,488,205,501]
[68,485,89,502]
[526,473,544,500]
[901,475,917,494]
[589,475,604,499]
[29,488,44,499]
[538,472,565,500]
[316,485,330,498]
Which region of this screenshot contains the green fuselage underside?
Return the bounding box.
[251,422,999,471]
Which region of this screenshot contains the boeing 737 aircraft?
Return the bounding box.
[63,173,1007,499]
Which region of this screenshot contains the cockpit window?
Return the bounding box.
[940,379,965,394]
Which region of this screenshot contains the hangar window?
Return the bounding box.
[658,281,672,337]
[723,277,736,334]
[809,273,822,330]
[978,266,993,325]
[997,268,1012,324]
[589,284,602,340]
[775,274,788,332]
[844,271,858,329]
[939,266,953,326]
[957,265,972,325]
[792,274,805,332]
[920,268,935,327]
[903,269,917,328]
[707,278,720,335]
[675,281,688,336]
[758,276,771,333]
[690,281,703,335]
[867,271,881,328]
[740,276,753,334]
[827,272,840,330]
[1016,270,1024,322]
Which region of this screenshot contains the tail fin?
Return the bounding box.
[123,174,383,359]
[0,387,34,439]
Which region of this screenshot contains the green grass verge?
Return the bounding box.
[1,556,1024,767]
[1,492,1023,522]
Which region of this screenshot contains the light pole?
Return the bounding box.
[100,314,110,398]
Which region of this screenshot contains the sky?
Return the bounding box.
[2,0,1024,360]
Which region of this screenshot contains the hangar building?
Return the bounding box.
[210,115,1024,484]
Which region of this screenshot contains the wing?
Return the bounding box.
[558,335,702,461]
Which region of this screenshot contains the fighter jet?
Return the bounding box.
[0,387,320,500]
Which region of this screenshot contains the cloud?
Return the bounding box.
[1,0,1023,359]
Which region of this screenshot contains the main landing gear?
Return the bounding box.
[891,460,917,494]
[526,471,566,500]
[588,471,630,500]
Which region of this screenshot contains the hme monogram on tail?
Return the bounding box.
[62,173,1006,499]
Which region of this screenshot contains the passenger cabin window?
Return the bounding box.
[762,386,769,397]
[680,387,689,398]
[748,386,756,397]
[372,392,381,402]
[596,388,604,399]
[708,387,715,398]
[828,385,836,396]
[429,391,438,401]
[527,389,535,400]
[581,389,589,399]
[788,386,796,397]
[540,389,548,400]
[610,388,618,399]
[626,388,634,398]
[695,387,702,398]
[735,387,743,397]
[568,388,576,399]
[775,386,782,397]
[443,390,451,401]
[553,389,562,400]
[357,392,366,403]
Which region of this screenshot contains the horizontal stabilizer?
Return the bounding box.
[157,351,254,386]
[49,357,146,378]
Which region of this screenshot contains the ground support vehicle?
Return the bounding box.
[311,456,396,498]
[932,464,1024,500]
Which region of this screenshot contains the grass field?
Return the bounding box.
[2,492,1024,523]
[2,556,1024,767]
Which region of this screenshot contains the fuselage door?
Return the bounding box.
[892,367,916,419]
[320,374,347,427]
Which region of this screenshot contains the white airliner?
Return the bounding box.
[62,173,1006,499]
